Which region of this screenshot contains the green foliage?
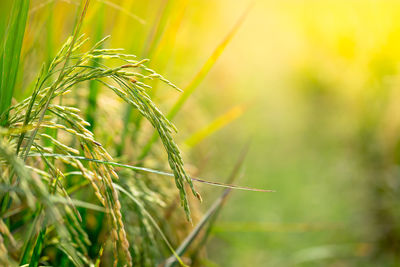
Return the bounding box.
[0,0,30,126]
[0,1,271,266]
[0,28,203,267]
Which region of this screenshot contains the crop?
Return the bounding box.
[0,1,268,266]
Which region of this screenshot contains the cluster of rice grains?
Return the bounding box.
[0,34,200,266]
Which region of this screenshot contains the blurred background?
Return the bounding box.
[3,0,400,266]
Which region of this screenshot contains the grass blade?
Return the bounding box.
[138,5,251,160]
[85,2,104,131]
[164,144,251,267]
[27,153,274,193]
[117,0,171,155]
[184,104,246,147]
[0,1,12,46]
[0,0,30,126]
[167,7,250,120]
[141,0,169,58]
[98,0,145,25]
[28,226,45,267]
[114,184,189,267]
[21,0,90,161]
[189,144,252,264]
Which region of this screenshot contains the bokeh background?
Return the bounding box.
[4,0,400,266]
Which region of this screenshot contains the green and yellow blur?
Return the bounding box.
[2,0,400,266]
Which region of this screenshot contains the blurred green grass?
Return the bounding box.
[181,1,400,266]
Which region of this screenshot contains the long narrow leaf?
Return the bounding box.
[85,2,104,131]
[184,104,246,147]
[27,153,274,193]
[138,5,251,160]
[0,0,30,125]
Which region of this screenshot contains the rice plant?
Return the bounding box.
[0,0,200,265]
[0,1,274,266]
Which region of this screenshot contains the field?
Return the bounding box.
[1,0,400,266]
